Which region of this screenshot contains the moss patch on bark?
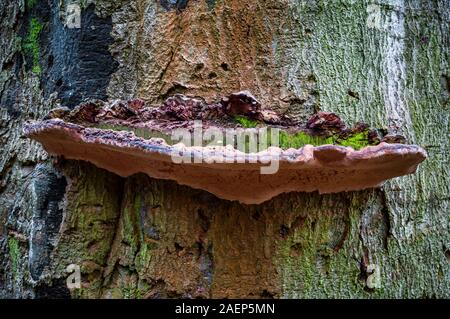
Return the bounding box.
[22,18,43,75]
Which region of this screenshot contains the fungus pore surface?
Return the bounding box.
[24,93,427,204]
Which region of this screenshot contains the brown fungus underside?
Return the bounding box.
[24,93,427,204]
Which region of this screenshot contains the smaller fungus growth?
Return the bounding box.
[24,92,427,204]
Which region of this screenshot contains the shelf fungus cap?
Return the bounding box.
[23,119,427,205]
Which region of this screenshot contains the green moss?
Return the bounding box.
[234,116,259,128]
[53,162,124,298]
[96,124,173,141]
[336,131,372,150]
[206,0,217,10]
[22,18,43,75]
[26,0,38,9]
[121,193,141,252]
[122,286,137,299]
[95,123,375,151]
[279,131,334,149]
[275,193,371,298]
[8,237,20,280]
[80,0,89,9]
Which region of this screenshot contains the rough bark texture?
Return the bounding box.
[0,0,448,298]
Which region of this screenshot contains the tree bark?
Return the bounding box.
[0,0,448,298]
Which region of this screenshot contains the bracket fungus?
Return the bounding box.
[24,93,427,204]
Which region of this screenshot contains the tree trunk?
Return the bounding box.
[0,0,448,298]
